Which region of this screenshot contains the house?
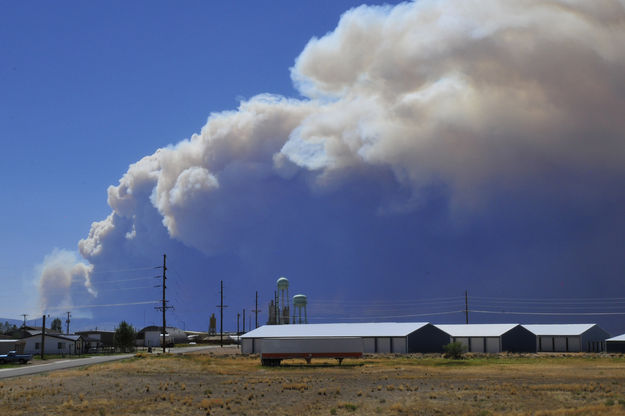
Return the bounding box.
[435,324,536,353]
[523,324,609,352]
[241,322,450,354]
[21,334,84,355]
[606,334,625,353]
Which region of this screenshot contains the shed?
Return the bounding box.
[240,322,449,354]
[523,324,609,352]
[75,330,115,353]
[606,334,625,353]
[435,324,536,353]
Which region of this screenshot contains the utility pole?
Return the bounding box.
[242,309,245,333]
[154,254,173,353]
[65,311,71,334]
[40,315,46,360]
[237,312,240,335]
[216,280,228,347]
[21,314,28,328]
[252,291,260,329]
[465,290,469,324]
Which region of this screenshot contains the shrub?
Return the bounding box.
[114,321,136,353]
[443,342,467,359]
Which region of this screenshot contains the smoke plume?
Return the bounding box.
[37,0,625,323]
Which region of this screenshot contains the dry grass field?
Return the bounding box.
[2,350,625,415]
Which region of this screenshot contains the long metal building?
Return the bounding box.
[435,324,536,353]
[606,334,625,353]
[523,324,609,352]
[241,322,450,354]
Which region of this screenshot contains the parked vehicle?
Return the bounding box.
[0,351,32,364]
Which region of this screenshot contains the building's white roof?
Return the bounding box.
[606,334,625,342]
[435,324,520,337]
[21,334,82,342]
[241,322,430,338]
[522,324,597,336]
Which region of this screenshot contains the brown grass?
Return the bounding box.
[1,352,625,415]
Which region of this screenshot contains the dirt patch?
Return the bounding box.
[1,352,625,415]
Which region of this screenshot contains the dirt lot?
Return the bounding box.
[1,349,625,415]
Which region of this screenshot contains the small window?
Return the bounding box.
[35,342,40,350]
[58,342,63,349]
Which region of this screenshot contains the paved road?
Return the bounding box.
[0,345,223,380]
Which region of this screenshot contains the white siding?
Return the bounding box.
[23,337,77,355]
[260,338,363,355]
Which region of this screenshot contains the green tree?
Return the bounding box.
[443,341,467,359]
[51,317,63,333]
[114,321,136,352]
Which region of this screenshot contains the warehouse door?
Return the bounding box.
[554,337,567,352]
[363,338,376,353]
[567,337,580,352]
[391,338,406,353]
[377,338,391,353]
[485,337,500,353]
[540,337,553,352]
[471,337,485,353]
[454,337,469,351]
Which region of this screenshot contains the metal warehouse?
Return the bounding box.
[241,322,450,354]
[523,324,609,352]
[606,334,625,353]
[435,324,536,353]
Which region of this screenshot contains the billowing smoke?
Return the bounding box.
[37,249,94,312]
[37,0,625,325]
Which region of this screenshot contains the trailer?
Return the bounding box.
[259,337,363,366]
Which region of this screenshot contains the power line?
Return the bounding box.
[89,266,156,274]
[470,309,625,316]
[45,301,159,311]
[309,310,464,321]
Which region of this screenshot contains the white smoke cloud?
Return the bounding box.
[38,0,625,312]
[37,249,94,312]
[288,0,625,209]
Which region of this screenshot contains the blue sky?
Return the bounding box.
[2,1,625,334]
